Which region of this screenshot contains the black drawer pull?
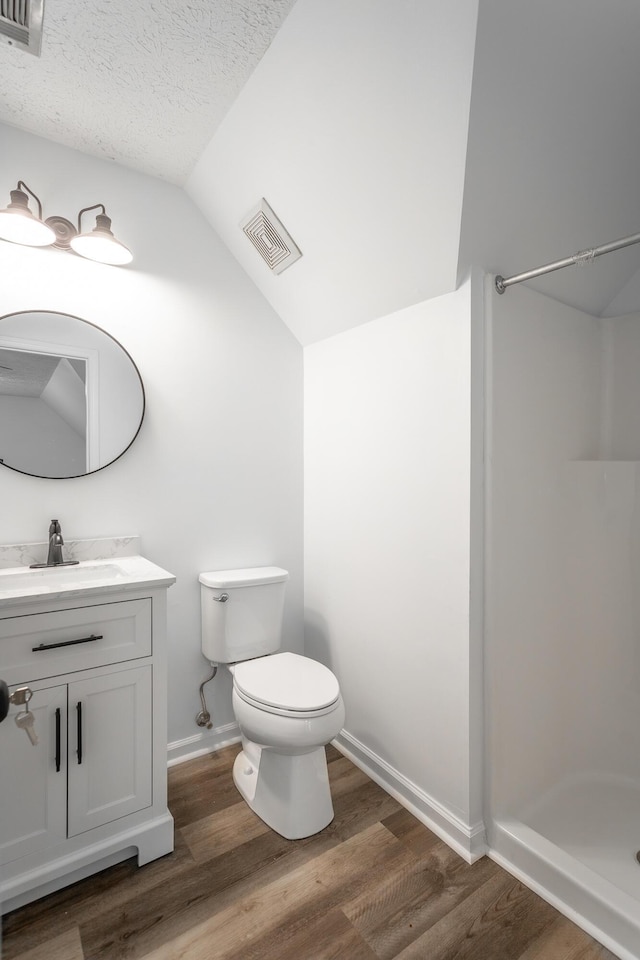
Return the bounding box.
[32,634,103,652]
[76,701,83,765]
[55,707,61,772]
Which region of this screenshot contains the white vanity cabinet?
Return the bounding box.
[0,559,175,913]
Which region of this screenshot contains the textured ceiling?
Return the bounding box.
[0,348,59,397]
[0,0,297,184]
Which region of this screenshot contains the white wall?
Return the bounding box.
[304,277,483,854]
[187,0,479,346]
[0,124,304,754]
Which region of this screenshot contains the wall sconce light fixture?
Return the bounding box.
[0,181,133,265]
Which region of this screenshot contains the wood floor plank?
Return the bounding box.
[382,806,445,858]
[9,925,84,960]
[515,916,618,960]
[78,775,403,960]
[393,873,558,960]
[325,743,342,763]
[325,754,373,793]
[132,823,404,960]
[243,908,379,960]
[168,745,242,829]
[575,946,622,960]
[181,795,269,860]
[77,829,294,960]
[455,880,560,960]
[1,830,195,958]
[79,822,403,960]
[218,829,421,960]
[344,844,500,960]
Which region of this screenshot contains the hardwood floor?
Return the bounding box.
[2,745,618,960]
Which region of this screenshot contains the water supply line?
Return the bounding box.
[495,229,640,294]
[196,663,218,729]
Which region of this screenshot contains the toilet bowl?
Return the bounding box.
[199,567,345,840]
[229,652,345,839]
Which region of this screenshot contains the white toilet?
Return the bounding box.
[199,566,345,840]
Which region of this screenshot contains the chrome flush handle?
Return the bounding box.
[212,593,229,603]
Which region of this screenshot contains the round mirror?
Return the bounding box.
[0,310,144,479]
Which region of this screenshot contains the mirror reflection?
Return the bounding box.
[0,311,144,479]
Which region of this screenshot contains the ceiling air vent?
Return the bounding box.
[0,0,44,56]
[241,199,302,275]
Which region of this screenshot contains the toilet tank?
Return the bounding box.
[199,566,289,663]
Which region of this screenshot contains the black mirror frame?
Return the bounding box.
[0,309,145,480]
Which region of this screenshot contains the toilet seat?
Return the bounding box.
[233,652,340,718]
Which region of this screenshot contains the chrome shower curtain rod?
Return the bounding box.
[494,229,640,294]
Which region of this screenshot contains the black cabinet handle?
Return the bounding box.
[76,702,82,765]
[55,707,61,772]
[0,680,9,723]
[32,634,103,652]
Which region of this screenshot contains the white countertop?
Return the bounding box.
[0,555,175,608]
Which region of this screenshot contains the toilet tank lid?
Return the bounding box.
[199,566,289,588]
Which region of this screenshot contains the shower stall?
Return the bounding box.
[486,280,640,960]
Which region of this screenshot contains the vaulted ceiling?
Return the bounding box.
[2,0,640,343]
[460,0,640,320]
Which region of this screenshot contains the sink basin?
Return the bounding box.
[0,562,128,593]
[0,556,175,604]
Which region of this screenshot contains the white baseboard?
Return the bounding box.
[167,722,241,767]
[334,730,486,863]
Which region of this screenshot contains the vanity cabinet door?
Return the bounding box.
[67,665,152,837]
[0,684,67,865]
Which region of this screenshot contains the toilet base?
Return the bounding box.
[233,742,335,840]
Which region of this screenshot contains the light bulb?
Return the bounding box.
[70,212,132,265]
[0,188,55,247]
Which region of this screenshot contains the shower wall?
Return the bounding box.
[488,281,640,820]
[488,284,640,955]
[488,282,603,819]
[603,313,640,458]
[565,312,640,783]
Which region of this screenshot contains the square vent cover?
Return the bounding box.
[241,199,302,275]
[0,0,44,56]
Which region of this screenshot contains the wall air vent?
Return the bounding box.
[241,199,302,275]
[0,0,44,56]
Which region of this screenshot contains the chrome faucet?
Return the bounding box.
[47,520,64,565]
[29,519,79,569]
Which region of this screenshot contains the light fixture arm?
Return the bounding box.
[77,203,106,232]
[16,181,44,220]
